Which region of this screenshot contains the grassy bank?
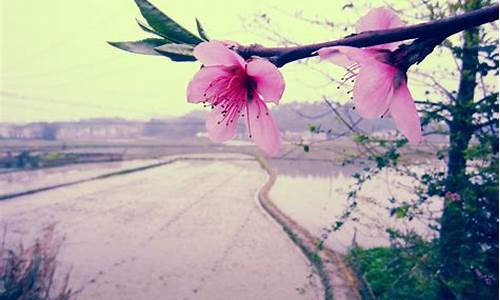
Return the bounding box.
[348,246,439,300]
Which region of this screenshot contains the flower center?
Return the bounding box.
[201,68,260,131]
[244,76,257,101]
[392,71,407,89]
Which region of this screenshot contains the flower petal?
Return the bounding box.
[206,105,239,143]
[245,99,281,156]
[356,8,405,50]
[193,41,245,67]
[389,84,422,144]
[318,47,356,68]
[352,62,397,119]
[246,59,285,104]
[356,8,404,32]
[187,66,229,103]
[318,46,379,67]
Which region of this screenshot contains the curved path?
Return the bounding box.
[0,154,322,300]
[256,157,361,300]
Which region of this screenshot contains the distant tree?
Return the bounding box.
[248,1,498,298]
[40,123,59,141]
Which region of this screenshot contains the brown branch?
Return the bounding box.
[323,98,360,134]
[323,98,382,157]
[473,118,499,130]
[412,70,457,102]
[236,4,499,67]
[292,108,332,120]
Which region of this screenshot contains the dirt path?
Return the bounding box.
[0,154,322,300]
[256,157,361,300]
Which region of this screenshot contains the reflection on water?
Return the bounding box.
[0,159,162,195]
[1,157,322,300]
[1,153,444,256]
[270,160,443,253]
[270,158,367,178]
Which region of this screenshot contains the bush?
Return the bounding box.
[0,226,74,300]
[348,245,439,300]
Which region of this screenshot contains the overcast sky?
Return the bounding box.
[0,0,469,123]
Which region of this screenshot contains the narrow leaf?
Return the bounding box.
[136,19,169,39]
[195,18,210,41]
[155,43,194,56]
[158,53,196,62]
[108,38,169,56]
[154,44,196,62]
[134,0,202,45]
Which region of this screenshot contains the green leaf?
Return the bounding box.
[195,18,210,41]
[154,44,196,62]
[108,38,169,56]
[155,43,194,56]
[136,19,169,39]
[134,0,202,45]
[391,206,409,219]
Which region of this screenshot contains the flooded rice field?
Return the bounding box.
[0,154,322,300]
[269,158,442,253]
[0,152,442,299]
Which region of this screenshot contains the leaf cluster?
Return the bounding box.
[108,0,210,61]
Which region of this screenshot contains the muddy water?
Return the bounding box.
[0,153,443,299]
[0,159,166,196]
[0,156,322,300]
[269,159,443,253]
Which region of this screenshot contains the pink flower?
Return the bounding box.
[187,41,285,156]
[317,8,422,144]
[445,191,461,202]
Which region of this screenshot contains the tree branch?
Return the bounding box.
[473,118,499,130]
[292,108,332,120]
[236,4,499,67]
[414,100,448,107]
[412,70,457,102]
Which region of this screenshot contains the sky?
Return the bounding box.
[0,0,484,123]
